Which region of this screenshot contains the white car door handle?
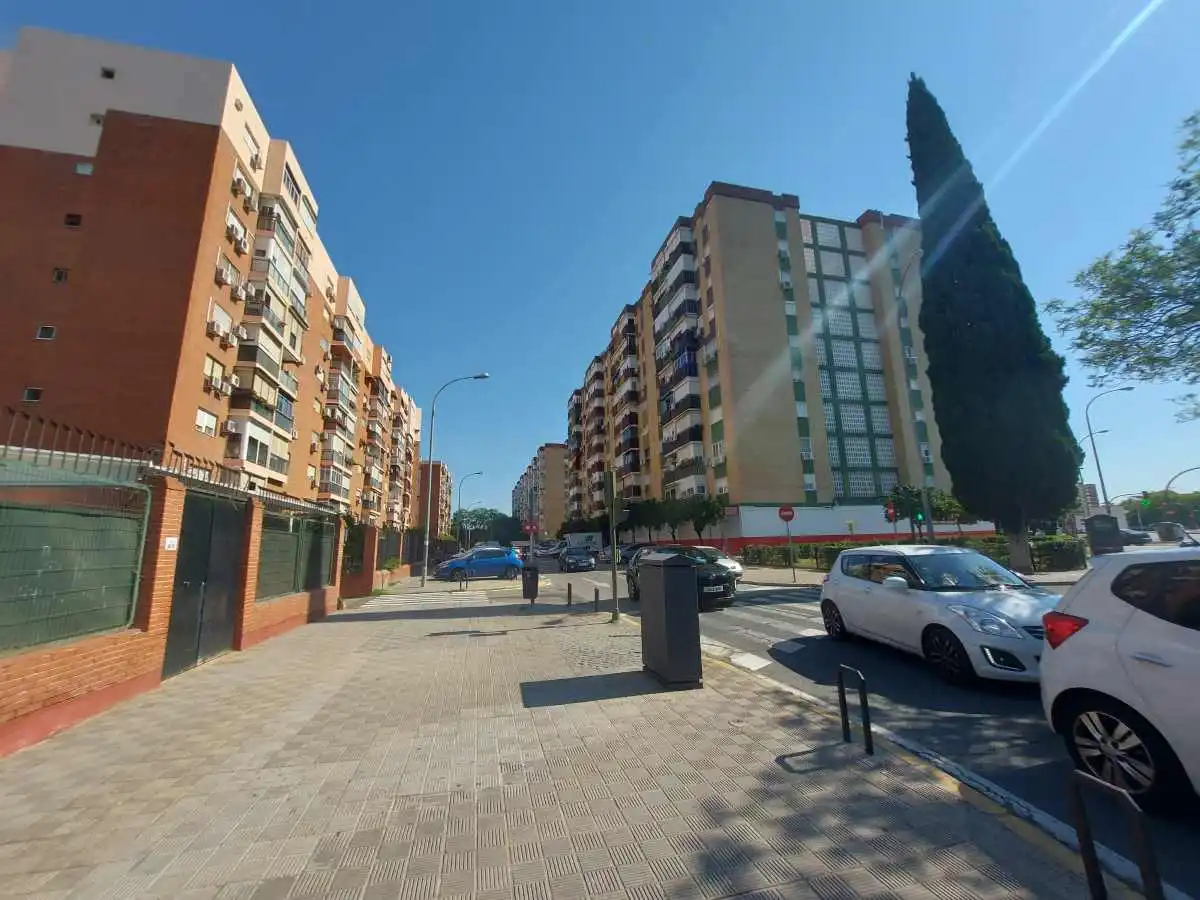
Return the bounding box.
[1130,651,1172,667]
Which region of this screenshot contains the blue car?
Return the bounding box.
[436,546,524,581]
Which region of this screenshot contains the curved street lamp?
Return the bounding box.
[1083,387,1132,513]
[456,471,483,546]
[421,373,489,585]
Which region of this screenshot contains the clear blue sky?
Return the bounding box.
[4,0,1198,513]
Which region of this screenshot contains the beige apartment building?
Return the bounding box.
[511,443,568,538]
[415,461,452,538]
[565,182,954,538]
[0,27,422,527]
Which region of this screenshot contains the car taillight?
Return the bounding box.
[822,574,830,584]
[1042,611,1088,649]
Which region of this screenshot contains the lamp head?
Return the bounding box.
[473,372,490,380]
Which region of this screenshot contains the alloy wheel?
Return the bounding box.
[923,629,973,684]
[1071,710,1156,794]
[821,601,845,638]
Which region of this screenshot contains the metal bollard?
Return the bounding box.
[1068,771,1164,899]
[567,583,572,606]
[835,665,874,755]
[594,586,600,612]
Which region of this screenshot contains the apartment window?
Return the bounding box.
[35,325,56,341]
[870,405,892,434]
[827,309,854,337]
[822,401,837,432]
[799,437,813,460]
[804,472,817,491]
[879,470,900,495]
[865,372,887,402]
[52,268,69,284]
[783,299,796,317]
[300,197,319,233]
[835,370,863,400]
[195,408,218,436]
[840,403,867,433]
[848,470,876,497]
[860,341,883,370]
[874,437,896,467]
[282,166,302,207]
[711,440,725,462]
[796,401,808,419]
[813,341,828,366]
[820,251,846,278]
[909,377,921,391]
[787,334,802,351]
[306,464,317,483]
[22,387,43,404]
[830,340,856,369]
[74,162,94,176]
[89,113,104,126]
[806,276,820,305]
[833,471,845,498]
[827,437,840,466]
[825,280,850,307]
[803,247,817,273]
[844,436,871,466]
[851,280,873,309]
[243,126,261,165]
[100,67,116,79]
[816,222,842,248]
[217,255,240,286]
[247,436,270,466]
[847,255,866,280]
[919,442,933,463]
[845,227,864,253]
[203,356,225,381]
[915,409,926,423]
[818,369,832,399]
[856,313,878,339]
[208,302,233,333]
[799,218,814,244]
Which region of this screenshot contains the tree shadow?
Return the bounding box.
[520,670,667,708]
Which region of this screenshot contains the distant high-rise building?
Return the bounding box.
[512,443,568,539]
[415,461,452,537]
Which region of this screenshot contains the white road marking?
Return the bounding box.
[359,591,489,608]
[729,652,772,671]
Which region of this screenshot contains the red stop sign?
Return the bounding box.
[778,505,795,522]
[523,522,537,534]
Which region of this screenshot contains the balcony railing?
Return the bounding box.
[236,345,281,380]
[268,454,289,475]
[653,299,701,342]
[660,393,702,425]
[618,455,641,476]
[245,300,286,337]
[662,424,704,455]
[273,409,294,434]
[621,484,643,500]
[660,359,699,394]
[652,260,698,317]
[278,368,300,398]
[655,328,700,372]
[319,481,351,500]
[664,455,707,483]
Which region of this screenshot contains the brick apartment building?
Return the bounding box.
[0,27,419,527]
[415,461,453,538]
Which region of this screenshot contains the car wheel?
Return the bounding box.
[820,599,849,641]
[1059,694,1192,814]
[503,566,518,580]
[921,626,976,685]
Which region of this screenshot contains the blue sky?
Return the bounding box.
[4,0,1197,514]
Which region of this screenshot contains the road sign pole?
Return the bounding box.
[607,470,620,623]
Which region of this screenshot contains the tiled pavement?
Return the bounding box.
[0,596,1106,899]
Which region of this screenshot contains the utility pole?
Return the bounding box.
[604,470,624,622]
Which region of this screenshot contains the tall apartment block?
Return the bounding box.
[511,443,568,538]
[415,461,452,538]
[0,28,420,527]
[565,182,954,539]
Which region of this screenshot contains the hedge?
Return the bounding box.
[739,535,1087,573]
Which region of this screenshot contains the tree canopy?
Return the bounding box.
[451,507,521,544]
[1049,112,1200,420]
[685,495,725,540]
[906,75,1082,568]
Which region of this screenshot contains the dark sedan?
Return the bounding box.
[625,545,737,611]
[559,548,597,572]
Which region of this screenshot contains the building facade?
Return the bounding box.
[415,461,452,538]
[565,182,963,543]
[0,27,420,527]
[511,443,568,539]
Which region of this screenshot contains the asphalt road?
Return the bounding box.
[527,563,1200,897]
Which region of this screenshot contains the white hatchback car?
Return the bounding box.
[1040,547,1199,812]
[820,545,1061,684]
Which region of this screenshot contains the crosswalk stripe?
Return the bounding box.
[359,591,489,608]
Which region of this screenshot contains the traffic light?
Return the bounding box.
[914,510,925,523]
[1141,491,1151,507]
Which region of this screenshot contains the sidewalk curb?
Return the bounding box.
[695,633,1187,900]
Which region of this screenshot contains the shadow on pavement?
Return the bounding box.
[519,670,664,708]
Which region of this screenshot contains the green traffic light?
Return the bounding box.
[915,512,924,521]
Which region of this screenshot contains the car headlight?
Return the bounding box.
[946,604,1025,639]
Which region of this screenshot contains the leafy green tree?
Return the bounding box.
[686,495,725,540]
[637,498,665,542]
[661,497,689,541]
[1121,490,1200,529]
[906,75,1081,571]
[1048,112,1200,421]
[884,484,925,539]
[930,489,977,534]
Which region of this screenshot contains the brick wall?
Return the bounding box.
[0,475,183,756]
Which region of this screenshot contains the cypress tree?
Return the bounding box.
[905,75,1081,571]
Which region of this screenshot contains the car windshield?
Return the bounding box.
[565,549,590,557]
[691,547,723,562]
[907,551,1027,591]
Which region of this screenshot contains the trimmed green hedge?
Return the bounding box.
[740,535,1087,573]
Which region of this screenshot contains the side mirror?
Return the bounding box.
[882,576,910,591]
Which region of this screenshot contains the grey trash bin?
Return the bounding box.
[522,566,539,601]
[637,550,702,689]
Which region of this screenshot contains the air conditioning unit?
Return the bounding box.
[214,267,230,286]
[232,177,246,196]
[225,223,239,241]
[243,194,258,213]
[325,286,335,302]
[290,428,299,440]
[235,325,250,340]
[310,440,319,452]
[219,378,234,395]
[229,374,241,388]
[250,153,262,171]
[219,332,233,349]
[220,419,244,436]
[206,320,221,337]
[204,374,219,392]
[235,237,250,255]
[228,334,240,348]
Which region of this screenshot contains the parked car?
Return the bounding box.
[619,543,650,564]
[436,546,523,580]
[534,541,564,559]
[559,547,596,573]
[1040,547,1199,812]
[626,545,737,611]
[692,545,744,580]
[1121,529,1153,546]
[819,545,1060,684]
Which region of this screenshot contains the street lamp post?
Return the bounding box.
[421,373,490,586]
[1084,387,1132,514]
[456,471,483,547]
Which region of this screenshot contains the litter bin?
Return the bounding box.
[1084,514,1123,556]
[521,566,540,601]
[637,551,702,689]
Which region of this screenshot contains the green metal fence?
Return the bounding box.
[0,499,148,653]
[256,513,336,601]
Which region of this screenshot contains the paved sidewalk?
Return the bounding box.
[739,566,1086,588]
[0,596,1108,899]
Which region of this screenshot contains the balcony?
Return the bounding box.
[332,316,364,358]
[621,484,643,500]
[277,368,300,398]
[244,300,286,341]
[614,389,640,412]
[618,454,641,476]
[267,454,289,476]
[326,384,355,414]
[653,300,701,342]
[652,254,698,316]
[236,344,281,381]
[273,406,294,435]
[664,455,707,483]
[660,393,702,426]
[655,328,699,372]
[660,358,699,394]
[662,424,704,455]
[319,481,351,500]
